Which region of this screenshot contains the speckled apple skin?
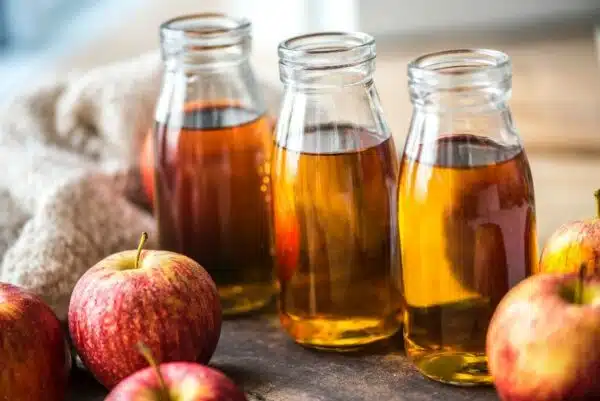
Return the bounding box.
[539,220,600,276]
[106,362,247,401]
[487,273,600,401]
[68,250,222,389]
[0,282,71,401]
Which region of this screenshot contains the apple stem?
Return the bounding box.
[135,232,148,270]
[137,342,170,401]
[595,189,600,219]
[577,263,586,305]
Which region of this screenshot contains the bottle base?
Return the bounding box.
[280,313,400,351]
[218,283,275,316]
[406,339,492,386]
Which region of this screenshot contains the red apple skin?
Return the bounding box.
[0,282,71,401]
[139,129,154,205]
[106,362,247,401]
[68,250,222,390]
[487,273,600,401]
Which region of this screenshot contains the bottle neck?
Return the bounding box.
[159,13,252,72]
[274,31,390,149]
[275,76,390,153]
[155,14,266,123]
[408,81,515,151]
[405,86,519,159]
[278,32,377,91]
[156,59,265,119]
[407,48,512,113]
[409,81,511,114]
[279,59,376,91]
[162,43,251,73]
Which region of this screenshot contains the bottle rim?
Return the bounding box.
[160,13,251,49]
[408,48,511,90]
[278,31,376,69]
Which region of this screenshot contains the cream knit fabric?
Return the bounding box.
[0,51,279,321]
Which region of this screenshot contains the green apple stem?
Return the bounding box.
[137,342,170,401]
[595,189,600,218]
[135,232,148,270]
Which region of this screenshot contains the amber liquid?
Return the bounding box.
[398,134,537,385]
[272,124,402,350]
[153,104,275,315]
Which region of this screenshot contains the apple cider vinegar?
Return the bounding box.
[154,104,275,315]
[272,126,402,349]
[399,49,538,385]
[272,32,403,350]
[399,135,537,384]
[152,14,276,315]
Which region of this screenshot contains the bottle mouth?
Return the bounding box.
[278,31,376,69]
[408,49,511,90]
[160,13,251,50]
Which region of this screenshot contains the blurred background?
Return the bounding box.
[1,0,600,240]
[1,0,600,151]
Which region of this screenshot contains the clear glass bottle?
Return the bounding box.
[398,49,538,385]
[152,13,276,315]
[272,32,403,350]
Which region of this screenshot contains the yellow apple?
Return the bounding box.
[538,190,600,276]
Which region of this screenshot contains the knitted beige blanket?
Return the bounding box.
[0,51,279,321]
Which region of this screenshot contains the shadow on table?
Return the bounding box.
[66,367,107,401]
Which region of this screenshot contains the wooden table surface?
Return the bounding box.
[66,305,499,401]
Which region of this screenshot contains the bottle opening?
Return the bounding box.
[278,32,375,69]
[160,13,251,52]
[408,49,511,91]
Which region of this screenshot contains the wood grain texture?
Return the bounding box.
[67,307,498,401]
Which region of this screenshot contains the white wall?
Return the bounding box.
[358,0,600,36]
[58,0,600,72]
[2,0,598,102]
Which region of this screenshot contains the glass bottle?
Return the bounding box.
[398,49,538,385]
[152,13,275,315]
[271,32,403,350]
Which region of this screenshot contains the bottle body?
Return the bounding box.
[153,14,275,315]
[272,32,403,350]
[398,49,538,384]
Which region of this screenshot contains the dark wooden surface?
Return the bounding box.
[66,304,499,401]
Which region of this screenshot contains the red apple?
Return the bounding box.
[68,232,222,389]
[106,345,246,401]
[139,129,154,205]
[538,189,600,276]
[0,282,71,401]
[273,209,300,282]
[487,269,600,400]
